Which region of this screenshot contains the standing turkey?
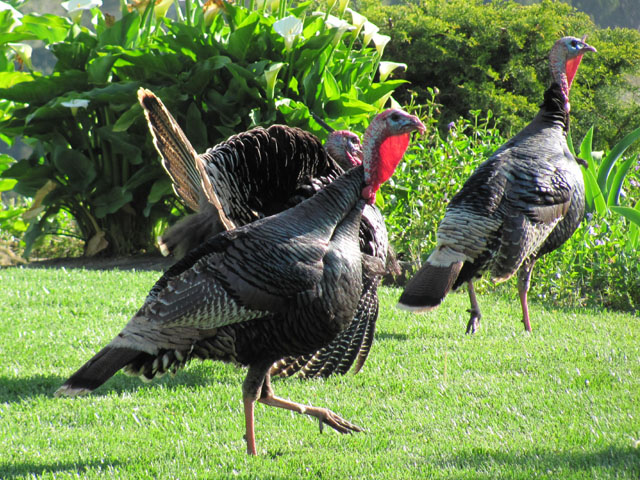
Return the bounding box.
[398,36,596,333]
[139,88,392,379]
[55,108,425,456]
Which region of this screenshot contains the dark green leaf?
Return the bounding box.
[51,146,97,191]
[92,186,134,218]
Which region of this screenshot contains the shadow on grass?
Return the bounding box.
[0,367,241,403]
[0,459,125,479]
[432,446,640,477]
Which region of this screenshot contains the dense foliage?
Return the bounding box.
[357,0,640,151]
[0,0,403,255]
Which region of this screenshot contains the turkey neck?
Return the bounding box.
[538,83,570,133]
[271,165,367,238]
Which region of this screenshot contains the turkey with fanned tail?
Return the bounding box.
[138,88,394,379]
[55,107,425,456]
[398,36,595,334]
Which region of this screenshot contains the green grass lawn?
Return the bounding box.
[0,266,638,479]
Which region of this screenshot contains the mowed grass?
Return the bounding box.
[0,266,638,479]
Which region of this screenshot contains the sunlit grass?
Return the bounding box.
[1,267,638,479]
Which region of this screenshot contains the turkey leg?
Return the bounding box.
[258,373,363,434]
[465,280,482,334]
[517,258,536,332]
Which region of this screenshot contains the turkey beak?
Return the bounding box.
[579,36,597,54]
[409,115,426,136]
[580,43,596,54]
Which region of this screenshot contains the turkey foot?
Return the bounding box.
[465,308,481,335]
[259,394,363,434]
[465,281,482,335]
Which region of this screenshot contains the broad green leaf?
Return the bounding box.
[93,186,133,218]
[51,146,97,191]
[611,206,640,228]
[15,14,70,44]
[578,125,595,173]
[87,54,116,83]
[124,164,161,191]
[0,177,17,191]
[322,70,341,100]
[96,126,142,161]
[566,130,576,157]
[147,177,172,204]
[98,11,140,48]
[112,103,141,132]
[227,14,260,60]
[0,71,35,89]
[186,102,208,151]
[0,70,88,105]
[581,165,606,216]
[606,155,636,207]
[597,125,640,196]
[361,80,406,105]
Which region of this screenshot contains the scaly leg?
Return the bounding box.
[465,280,482,334]
[242,362,273,455]
[517,258,536,332]
[258,373,362,434]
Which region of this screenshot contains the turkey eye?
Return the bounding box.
[391,113,400,121]
[571,40,578,48]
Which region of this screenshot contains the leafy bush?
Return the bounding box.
[0,0,404,256]
[357,0,640,152]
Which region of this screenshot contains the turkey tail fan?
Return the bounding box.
[137,88,202,211]
[54,346,144,397]
[397,261,463,312]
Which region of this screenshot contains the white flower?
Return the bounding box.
[153,0,173,19]
[62,0,103,23]
[61,99,90,108]
[273,15,303,51]
[361,20,379,47]
[323,14,352,32]
[372,32,390,56]
[61,99,90,115]
[345,8,366,29]
[378,61,406,81]
[9,43,33,70]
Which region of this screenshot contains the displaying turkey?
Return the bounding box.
[55,108,425,456]
[139,88,392,379]
[398,36,596,333]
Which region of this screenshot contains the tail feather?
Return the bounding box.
[137,88,203,211]
[397,261,463,312]
[54,346,144,397]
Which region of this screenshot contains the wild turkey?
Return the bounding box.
[398,36,596,333]
[55,108,425,456]
[139,89,392,379]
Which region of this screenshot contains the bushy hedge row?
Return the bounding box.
[357,0,640,152]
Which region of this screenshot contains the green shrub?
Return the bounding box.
[357,0,640,152]
[0,0,404,256]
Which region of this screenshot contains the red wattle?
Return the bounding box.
[376,133,410,185]
[565,55,583,88]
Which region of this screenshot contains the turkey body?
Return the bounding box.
[399,36,595,333]
[139,89,389,377]
[56,106,425,455]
